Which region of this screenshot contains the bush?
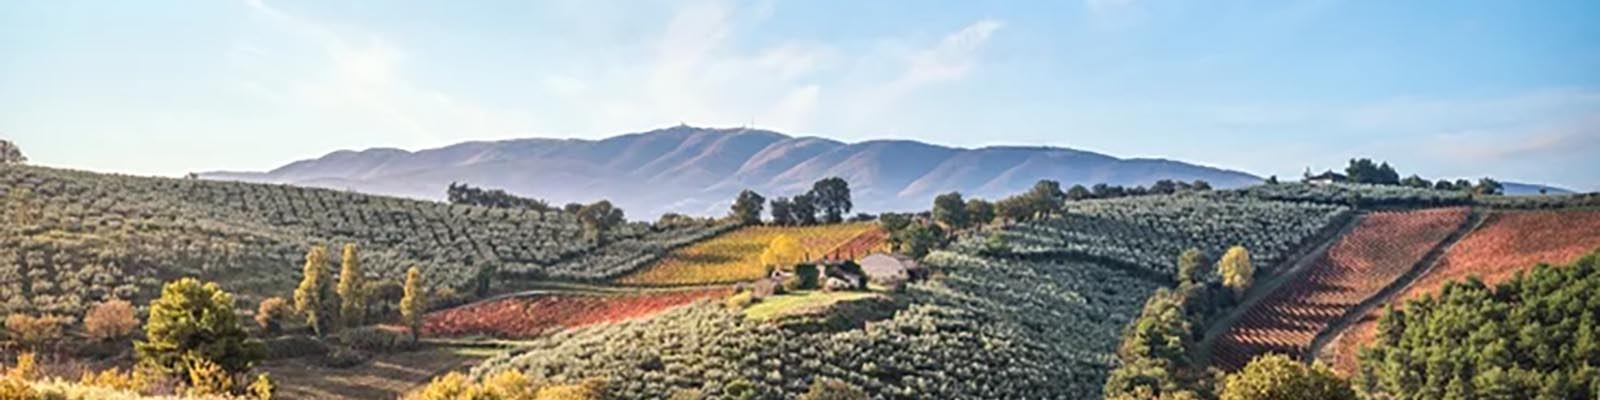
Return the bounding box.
[792,264,820,290]
[0,377,37,400]
[321,347,369,369]
[4,314,65,349]
[77,368,139,391]
[84,299,139,342]
[184,355,235,396]
[1220,354,1353,400]
[136,278,262,379]
[254,297,293,334]
[725,292,756,309]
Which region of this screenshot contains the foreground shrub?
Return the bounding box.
[1219,354,1353,400]
[136,278,263,382]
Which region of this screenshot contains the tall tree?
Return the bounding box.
[932,192,969,229]
[0,140,24,165]
[336,244,365,328]
[808,177,852,224]
[136,278,262,380]
[1176,248,1206,287]
[1474,177,1504,195]
[294,246,335,336]
[791,194,819,225]
[769,197,795,226]
[1026,180,1065,218]
[964,199,995,227]
[1219,246,1253,300]
[730,190,766,225]
[1065,184,1093,201]
[577,200,626,242]
[400,266,426,344]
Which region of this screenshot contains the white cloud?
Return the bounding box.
[236,0,533,148]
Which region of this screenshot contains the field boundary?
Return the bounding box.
[1305,207,1487,364]
[1195,210,1361,364]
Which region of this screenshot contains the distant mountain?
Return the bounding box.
[1502,181,1574,196]
[204,126,1263,218]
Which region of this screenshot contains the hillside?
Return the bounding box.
[202,126,1263,218]
[0,165,724,316]
[468,192,1347,398]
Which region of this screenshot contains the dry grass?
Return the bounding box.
[256,345,492,400]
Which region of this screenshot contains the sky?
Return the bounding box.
[1,0,1597,190]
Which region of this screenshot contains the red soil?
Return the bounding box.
[1329,209,1600,375]
[422,288,731,339]
[1212,207,1469,371]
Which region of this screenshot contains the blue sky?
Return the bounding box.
[2,0,1597,190]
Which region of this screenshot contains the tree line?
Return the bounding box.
[727,177,854,226]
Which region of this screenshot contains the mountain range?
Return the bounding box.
[198,126,1273,218]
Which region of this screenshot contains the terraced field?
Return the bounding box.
[1211,207,1470,370]
[617,223,881,286]
[422,288,732,339]
[1327,209,1600,374]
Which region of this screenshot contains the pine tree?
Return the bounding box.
[336,244,365,328]
[294,246,335,336]
[135,278,261,381]
[400,266,426,344]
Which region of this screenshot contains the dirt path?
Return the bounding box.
[1194,211,1362,364]
[1306,208,1487,364]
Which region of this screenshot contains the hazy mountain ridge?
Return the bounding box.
[203,126,1268,218]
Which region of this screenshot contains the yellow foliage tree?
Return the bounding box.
[760,235,805,271]
[401,266,426,344]
[294,246,335,336]
[1219,246,1254,299]
[337,244,366,328]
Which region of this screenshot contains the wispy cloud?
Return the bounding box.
[236,0,532,148]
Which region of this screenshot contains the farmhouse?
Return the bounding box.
[1304,170,1348,185]
[860,253,926,287]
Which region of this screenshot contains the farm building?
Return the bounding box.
[1303,170,1348,185]
[860,253,926,287]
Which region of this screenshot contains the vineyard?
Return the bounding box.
[1210,207,1469,371]
[975,193,1349,278]
[1326,209,1600,374]
[422,288,732,339]
[617,223,881,286]
[0,165,720,316]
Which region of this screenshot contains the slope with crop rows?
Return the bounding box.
[1327,209,1600,374]
[473,194,1348,398]
[1211,207,1469,370]
[0,165,720,316]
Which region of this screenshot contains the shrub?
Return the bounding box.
[6,353,37,381]
[254,297,293,334]
[0,377,37,400]
[792,264,820,290]
[184,355,235,396]
[136,278,262,380]
[248,373,275,400]
[5,314,65,350]
[535,378,606,400]
[725,291,756,308]
[84,299,139,342]
[77,368,139,391]
[1219,354,1353,400]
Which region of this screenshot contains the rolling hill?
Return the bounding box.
[202,126,1264,218]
